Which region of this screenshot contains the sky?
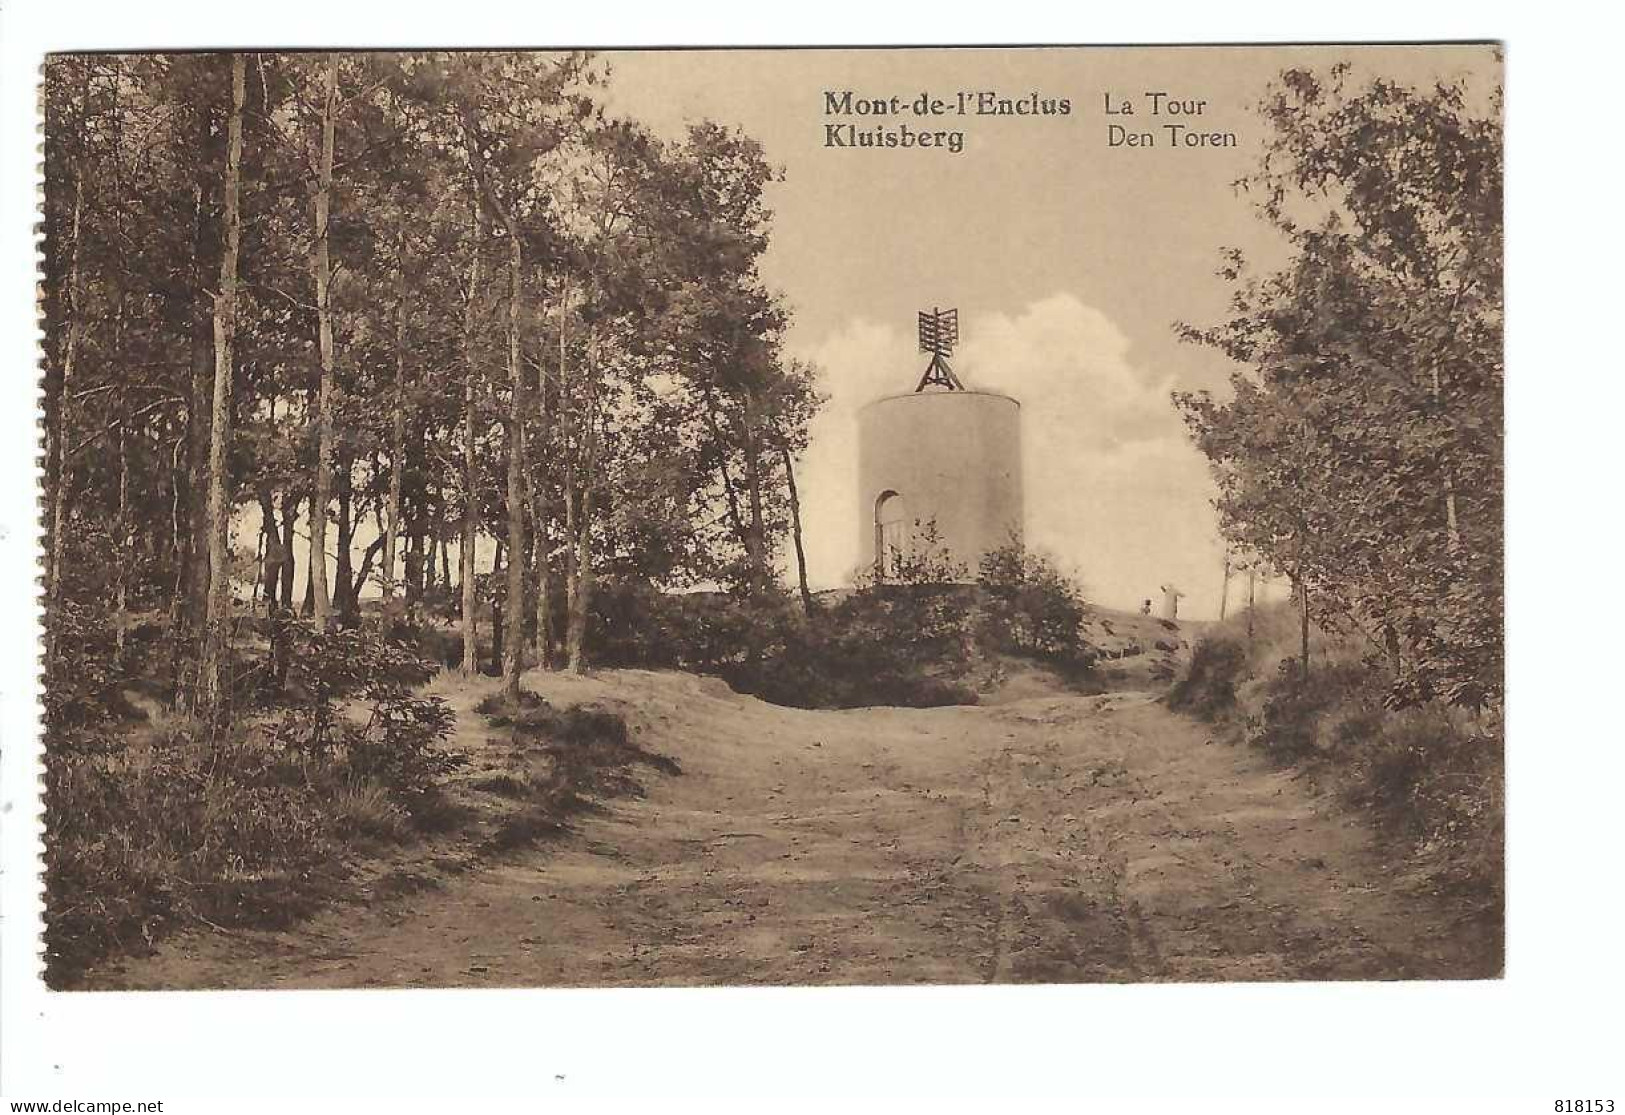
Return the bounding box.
[602,44,1499,618]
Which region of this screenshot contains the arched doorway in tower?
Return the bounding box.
[874,490,909,581]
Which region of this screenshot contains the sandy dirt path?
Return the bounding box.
[91,669,1496,988]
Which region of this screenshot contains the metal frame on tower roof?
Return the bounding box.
[915,307,964,391]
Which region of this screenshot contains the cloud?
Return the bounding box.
[788,293,1252,619]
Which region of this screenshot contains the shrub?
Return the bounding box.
[977,541,1095,670]
[43,724,339,984]
[1166,633,1248,718]
[1244,658,1371,760]
[265,625,462,811]
[565,534,1095,711]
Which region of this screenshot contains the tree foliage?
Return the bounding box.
[39,50,823,711]
[1174,62,1503,710]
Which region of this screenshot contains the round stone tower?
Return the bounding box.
[856,386,1023,582]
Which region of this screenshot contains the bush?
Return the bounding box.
[1166,633,1248,718]
[44,724,339,984]
[43,619,467,985]
[265,625,462,811]
[566,535,1095,711]
[1243,659,1370,760]
[1345,706,1503,892]
[978,541,1095,670]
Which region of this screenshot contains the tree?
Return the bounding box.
[198,53,247,721]
[1176,60,1503,708]
[37,48,822,724]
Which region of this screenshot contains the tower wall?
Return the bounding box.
[856,390,1023,581]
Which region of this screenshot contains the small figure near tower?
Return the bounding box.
[1159,583,1185,620]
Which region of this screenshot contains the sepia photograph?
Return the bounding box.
[34,43,1504,994]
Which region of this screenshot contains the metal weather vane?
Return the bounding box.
[915,306,965,392]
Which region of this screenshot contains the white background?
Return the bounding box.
[1,0,1621,1108]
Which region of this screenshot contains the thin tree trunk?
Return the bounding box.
[527,282,564,669]
[108,62,131,659]
[1297,577,1311,681]
[349,534,386,606]
[383,214,408,605]
[561,325,579,669]
[110,291,132,658]
[781,446,812,616]
[301,550,315,618]
[257,489,281,610]
[422,531,437,599]
[490,539,506,676]
[1218,556,1231,622]
[460,200,482,674]
[333,456,355,621]
[198,53,246,725]
[565,328,599,674]
[566,491,594,674]
[500,242,526,697]
[278,492,299,609]
[740,390,769,593]
[48,172,86,604]
[114,378,130,658]
[524,441,551,666]
[1246,568,1257,643]
[307,52,339,628]
[179,90,221,649]
[700,387,749,557]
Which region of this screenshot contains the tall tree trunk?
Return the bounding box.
[500,240,526,697]
[1297,576,1311,681]
[114,377,130,659]
[565,329,599,674]
[110,292,132,659]
[198,53,246,725]
[334,457,355,620]
[567,490,597,673]
[47,60,92,612]
[490,539,506,676]
[700,386,749,557]
[421,531,437,600]
[441,526,452,599]
[1218,556,1231,622]
[178,88,222,650]
[1246,568,1257,643]
[108,62,131,660]
[460,200,482,674]
[278,492,299,609]
[781,446,812,616]
[383,214,408,604]
[307,52,339,629]
[349,534,386,607]
[740,390,769,593]
[48,172,85,605]
[527,282,564,669]
[524,437,551,665]
[257,489,281,610]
